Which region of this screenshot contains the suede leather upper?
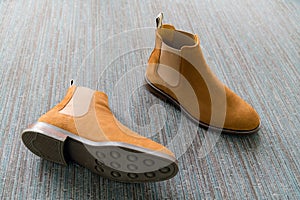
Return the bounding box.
[146,24,260,132]
[38,86,174,156]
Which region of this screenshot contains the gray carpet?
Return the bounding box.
[0,0,299,199]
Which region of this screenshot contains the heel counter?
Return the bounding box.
[37,86,77,129]
[146,48,161,80]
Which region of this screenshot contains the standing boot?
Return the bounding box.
[22,85,178,182]
[146,13,260,134]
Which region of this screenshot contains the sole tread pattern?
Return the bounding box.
[22,122,178,182]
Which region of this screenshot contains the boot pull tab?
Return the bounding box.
[70,79,74,87]
[156,12,163,28]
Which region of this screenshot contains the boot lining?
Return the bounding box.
[158,28,196,50]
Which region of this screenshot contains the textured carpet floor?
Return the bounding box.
[0,0,299,199]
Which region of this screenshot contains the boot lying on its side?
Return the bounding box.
[22,85,178,182]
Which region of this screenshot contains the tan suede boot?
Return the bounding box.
[146,13,260,134]
[22,84,178,182]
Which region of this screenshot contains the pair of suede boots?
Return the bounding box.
[22,13,260,183]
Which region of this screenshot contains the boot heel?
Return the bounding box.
[22,122,68,165]
[145,79,168,102]
[145,77,181,110]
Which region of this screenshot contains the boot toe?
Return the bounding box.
[224,100,261,134]
[237,105,260,132]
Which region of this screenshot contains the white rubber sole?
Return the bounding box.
[22,122,178,182]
